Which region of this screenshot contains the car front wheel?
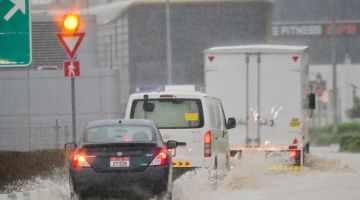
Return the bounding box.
[71,193,85,200]
[157,192,172,200]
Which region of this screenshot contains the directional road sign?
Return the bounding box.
[0,0,31,67]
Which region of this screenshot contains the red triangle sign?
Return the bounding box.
[208,56,215,62]
[292,56,299,62]
[56,32,86,59]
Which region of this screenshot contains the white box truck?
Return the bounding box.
[204,45,315,167]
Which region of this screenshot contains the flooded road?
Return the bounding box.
[173,145,360,200]
[3,145,359,200]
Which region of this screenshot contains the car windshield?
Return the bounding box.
[83,125,156,143]
[130,99,204,129]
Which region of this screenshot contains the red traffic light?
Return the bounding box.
[63,14,80,32]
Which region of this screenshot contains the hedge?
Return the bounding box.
[310,122,360,146]
[340,135,360,152]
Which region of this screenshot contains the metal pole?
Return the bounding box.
[331,0,338,134]
[245,54,250,146]
[55,119,60,149]
[256,54,261,147]
[166,0,172,84]
[27,67,31,151]
[71,78,77,144]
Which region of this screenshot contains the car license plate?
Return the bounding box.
[110,157,130,167]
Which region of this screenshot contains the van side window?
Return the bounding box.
[215,102,225,129]
[219,103,227,129]
[214,103,221,129]
[208,101,217,129]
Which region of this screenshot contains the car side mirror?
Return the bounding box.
[166,140,178,149]
[308,93,316,110]
[65,143,76,151]
[226,117,236,129]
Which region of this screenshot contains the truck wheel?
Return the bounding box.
[226,156,230,170]
[301,143,310,166]
[306,143,310,153]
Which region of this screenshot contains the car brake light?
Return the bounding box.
[72,154,91,168]
[150,149,169,166]
[289,150,297,159]
[204,130,211,157]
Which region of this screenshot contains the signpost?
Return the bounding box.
[64,60,80,77]
[56,14,84,144]
[0,0,31,67]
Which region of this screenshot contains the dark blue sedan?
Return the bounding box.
[66,119,179,200]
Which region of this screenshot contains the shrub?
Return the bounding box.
[340,135,360,152]
[310,122,360,146]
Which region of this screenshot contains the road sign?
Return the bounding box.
[56,32,85,58]
[0,0,31,67]
[64,60,80,77]
[208,56,215,62]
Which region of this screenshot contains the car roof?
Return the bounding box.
[86,119,156,129]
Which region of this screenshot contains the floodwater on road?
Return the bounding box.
[5,145,360,200]
[173,144,360,200]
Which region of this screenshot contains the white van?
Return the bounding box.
[125,85,236,175]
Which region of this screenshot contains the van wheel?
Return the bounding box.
[210,157,218,188]
[214,157,218,170]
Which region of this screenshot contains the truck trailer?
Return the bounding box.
[204,45,315,167]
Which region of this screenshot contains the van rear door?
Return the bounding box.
[129,96,206,167]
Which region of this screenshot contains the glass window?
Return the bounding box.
[214,102,222,129]
[84,125,156,143]
[130,99,204,129]
[208,101,216,129]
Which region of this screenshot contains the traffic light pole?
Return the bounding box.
[71,77,77,144]
[56,13,84,145]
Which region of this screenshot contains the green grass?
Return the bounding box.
[0,150,67,192]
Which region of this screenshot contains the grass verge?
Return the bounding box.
[0,150,67,192]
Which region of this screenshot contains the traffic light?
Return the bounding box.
[63,14,80,32]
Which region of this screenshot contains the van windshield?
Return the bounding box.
[130,99,204,129]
